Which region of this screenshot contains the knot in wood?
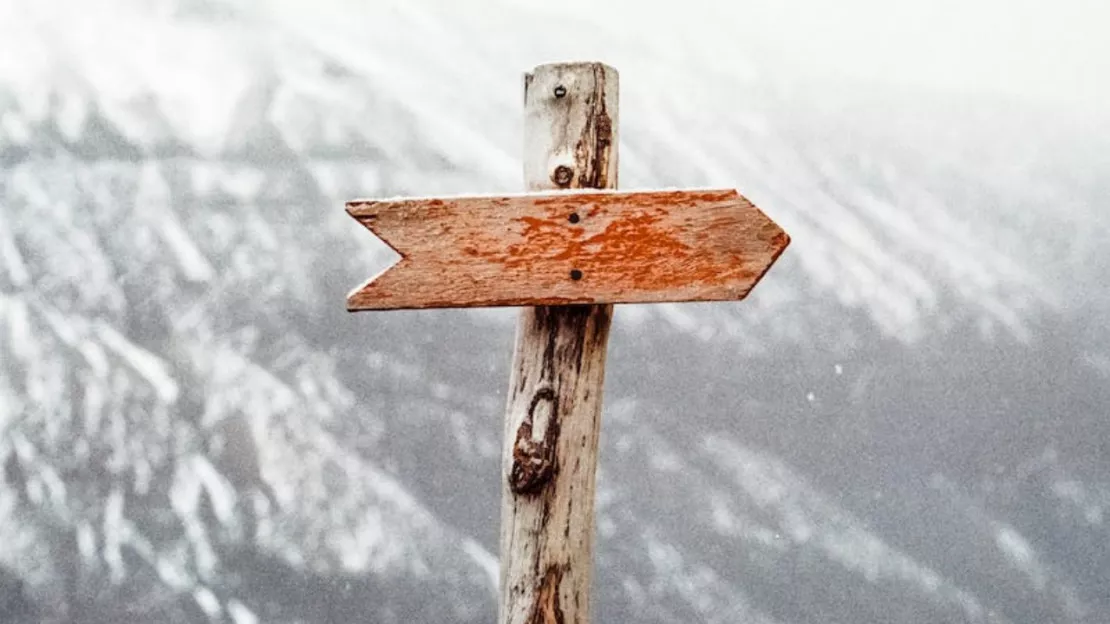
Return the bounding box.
[509,387,559,494]
[552,165,574,188]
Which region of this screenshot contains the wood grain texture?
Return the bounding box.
[500,305,612,624]
[346,188,789,310]
[499,62,617,624]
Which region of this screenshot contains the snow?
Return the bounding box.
[193,586,223,620]
[461,538,498,591]
[137,163,216,283]
[0,220,30,289]
[103,487,127,581]
[192,454,239,526]
[994,525,1046,591]
[1051,478,1106,526]
[227,600,260,624]
[705,438,988,618]
[94,321,180,404]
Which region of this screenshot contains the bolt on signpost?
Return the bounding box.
[345,62,790,624]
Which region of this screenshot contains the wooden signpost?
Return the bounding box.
[347,189,787,310]
[346,62,789,624]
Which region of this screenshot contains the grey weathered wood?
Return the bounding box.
[499,62,618,624]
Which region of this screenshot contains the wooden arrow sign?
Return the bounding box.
[346,188,789,310]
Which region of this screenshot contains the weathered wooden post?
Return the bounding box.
[498,62,618,624]
[345,61,790,623]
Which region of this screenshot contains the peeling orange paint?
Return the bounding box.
[346,189,789,310]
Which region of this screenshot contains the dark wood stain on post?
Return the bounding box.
[574,64,613,190]
[527,565,566,624]
[509,387,559,494]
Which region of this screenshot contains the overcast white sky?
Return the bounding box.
[728,0,1107,111]
[324,0,1108,115]
[6,0,1106,119]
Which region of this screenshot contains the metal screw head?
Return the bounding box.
[568,213,580,224]
[570,269,583,281]
[553,165,573,187]
[553,85,567,98]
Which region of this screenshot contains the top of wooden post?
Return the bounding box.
[523,62,618,192]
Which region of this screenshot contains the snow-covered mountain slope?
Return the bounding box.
[1,0,1108,622]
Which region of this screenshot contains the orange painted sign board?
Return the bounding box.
[346,188,789,311]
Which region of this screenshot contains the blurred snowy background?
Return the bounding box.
[1,0,1108,622]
